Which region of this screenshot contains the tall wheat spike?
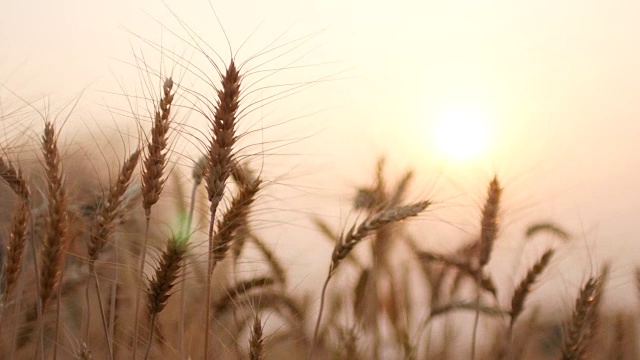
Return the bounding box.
[203,60,242,360]
[134,77,174,360]
[39,120,69,312]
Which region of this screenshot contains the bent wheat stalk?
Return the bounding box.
[309,201,430,359]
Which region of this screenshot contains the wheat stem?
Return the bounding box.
[204,60,242,360]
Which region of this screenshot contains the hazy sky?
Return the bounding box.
[2,1,640,309]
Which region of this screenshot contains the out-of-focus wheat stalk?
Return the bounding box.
[310,201,430,358]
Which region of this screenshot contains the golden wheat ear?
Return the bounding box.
[88,149,141,267]
[141,78,174,218]
[212,178,262,265]
[561,265,609,360]
[204,60,241,216]
[147,236,188,316]
[478,176,502,267]
[249,314,264,360]
[144,235,188,359]
[203,60,243,359]
[39,120,69,312]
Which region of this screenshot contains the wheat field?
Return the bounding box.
[1,3,639,360]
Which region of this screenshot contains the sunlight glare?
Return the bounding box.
[434,107,489,161]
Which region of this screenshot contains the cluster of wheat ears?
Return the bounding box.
[0,24,634,360]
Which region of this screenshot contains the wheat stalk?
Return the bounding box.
[416,251,497,297]
[203,60,242,360]
[134,77,174,360]
[250,234,287,285]
[81,149,140,358]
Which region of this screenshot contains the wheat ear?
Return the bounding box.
[83,149,139,357]
[204,60,241,216]
[472,176,502,360]
[39,120,69,312]
[212,178,261,266]
[510,249,554,327]
[88,149,140,266]
[141,78,174,218]
[143,236,188,359]
[561,266,608,360]
[0,158,30,300]
[204,60,241,360]
[249,314,264,360]
[0,156,30,200]
[478,176,502,267]
[331,201,430,274]
[310,201,430,359]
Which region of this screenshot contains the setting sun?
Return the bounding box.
[434,107,489,160]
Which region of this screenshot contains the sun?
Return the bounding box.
[433,107,489,160]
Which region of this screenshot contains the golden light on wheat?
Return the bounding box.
[1,2,638,359]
